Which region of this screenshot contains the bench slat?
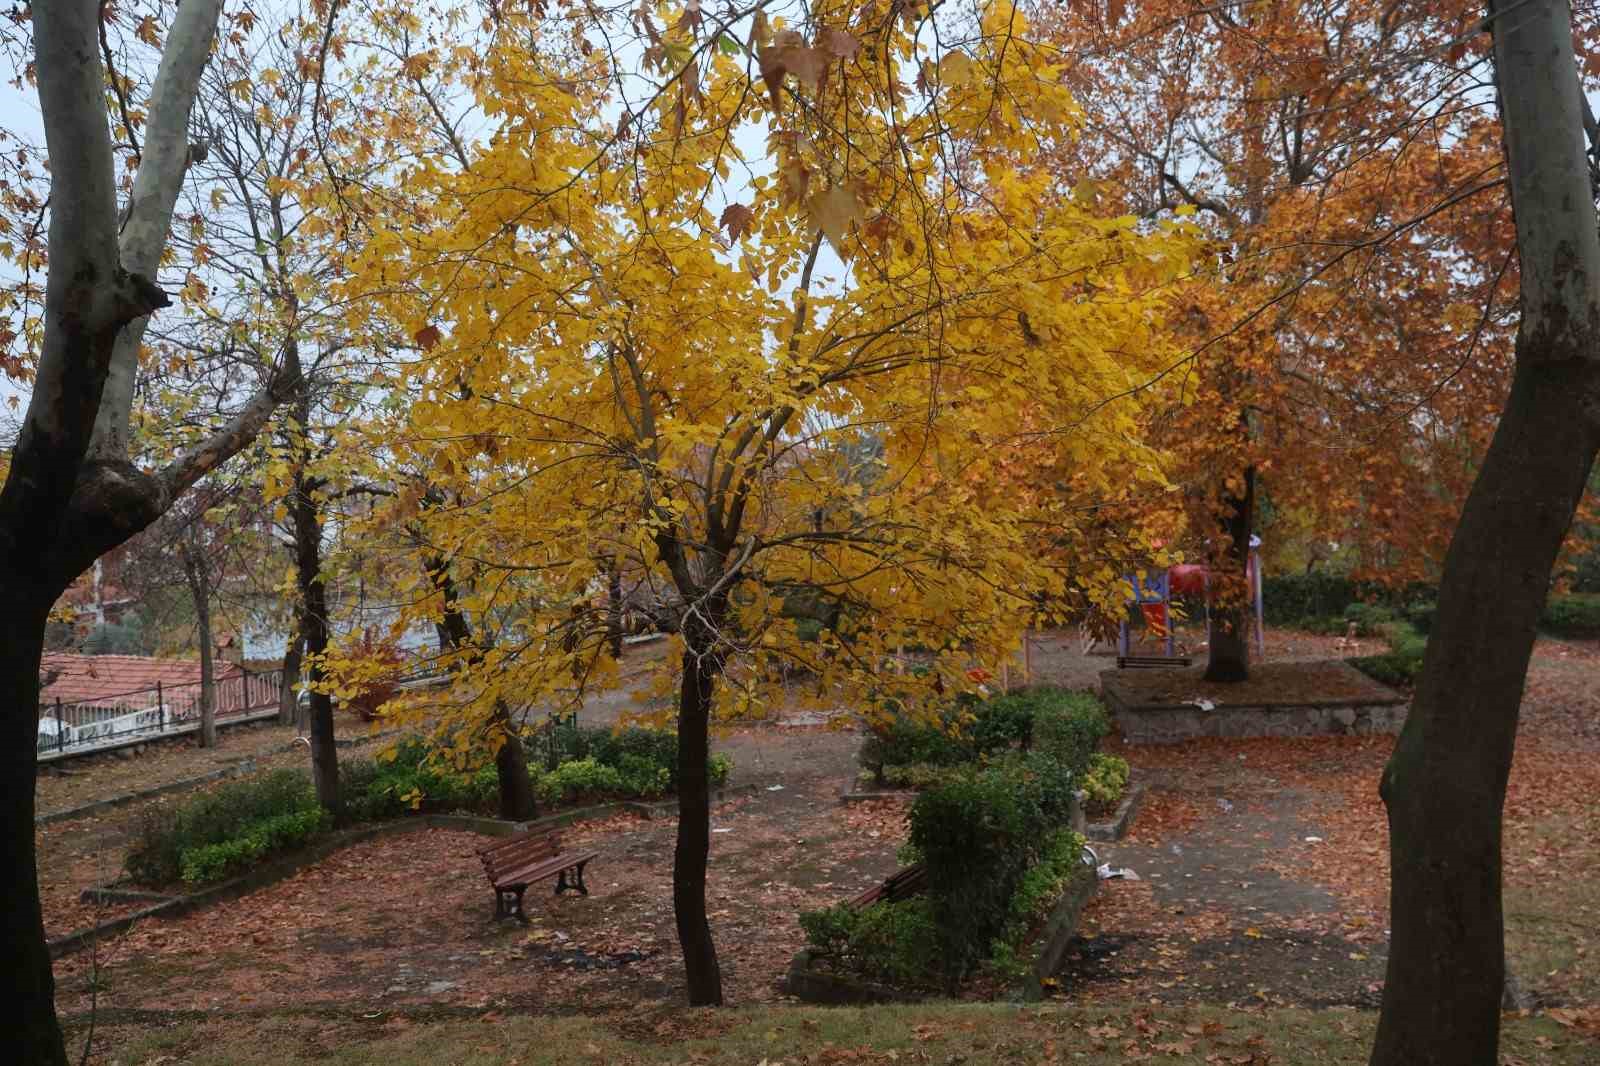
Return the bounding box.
[491,849,600,890]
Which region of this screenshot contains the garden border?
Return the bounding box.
[54,784,759,960]
[1008,862,1100,1001]
[1084,779,1145,843]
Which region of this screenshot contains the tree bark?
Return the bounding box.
[1370,3,1600,1064]
[279,629,304,726]
[1,594,69,1066]
[491,705,537,822]
[674,638,724,1006]
[606,557,625,659]
[291,461,339,815]
[1204,464,1255,682]
[183,542,217,748]
[427,555,538,821]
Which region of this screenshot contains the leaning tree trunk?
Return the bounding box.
[606,557,625,659]
[1370,3,1600,1064]
[2,593,68,1066]
[291,465,340,816]
[1205,464,1255,682]
[674,635,725,1006]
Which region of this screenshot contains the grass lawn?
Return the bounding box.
[81,1002,1597,1065]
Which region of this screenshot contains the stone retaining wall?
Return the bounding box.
[1105,692,1407,745]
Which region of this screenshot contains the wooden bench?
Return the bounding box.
[1116,655,1192,669]
[478,828,599,922]
[845,863,927,908]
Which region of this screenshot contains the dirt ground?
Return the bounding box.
[37,625,1600,1033]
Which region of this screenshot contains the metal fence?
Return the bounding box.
[37,666,285,760]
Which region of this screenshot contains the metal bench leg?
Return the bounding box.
[574,860,590,896]
[554,863,590,897]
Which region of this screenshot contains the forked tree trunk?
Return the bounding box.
[3,593,68,1066]
[1204,465,1255,682]
[674,639,724,1006]
[1370,3,1600,1063]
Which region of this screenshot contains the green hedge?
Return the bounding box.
[859,687,1109,784]
[342,728,733,818]
[907,754,1081,982]
[798,898,941,989]
[1349,623,1428,688]
[179,808,330,884]
[988,828,1089,978]
[1541,593,1600,637]
[127,770,321,885]
[1080,753,1130,811]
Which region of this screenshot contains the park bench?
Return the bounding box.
[478,827,599,922]
[846,862,927,908]
[1116,655,1192,669]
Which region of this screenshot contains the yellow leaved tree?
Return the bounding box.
[335,0,1195,1005]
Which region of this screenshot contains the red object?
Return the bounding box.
[1168,564,1208,598]
[1140,603,1169,635]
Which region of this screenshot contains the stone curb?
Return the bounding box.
[784,948,930,1005]
[35,758,260,828]
[51,783,762,959]
[1085,780,1146,843]
[1009,863,1100,1001]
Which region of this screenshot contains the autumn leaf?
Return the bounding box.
[413,324,442,351]
[809,183,861,250]
[819,28,860,61]
[718,203,756,241]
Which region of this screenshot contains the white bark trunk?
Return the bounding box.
[90,0,227,461]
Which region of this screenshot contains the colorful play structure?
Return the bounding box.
[1118,536,1265,663]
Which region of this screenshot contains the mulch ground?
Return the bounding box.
[37,626,1600,1027]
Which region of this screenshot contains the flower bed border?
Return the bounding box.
[1007,861,1099,1001]
[1084,777,1145,843]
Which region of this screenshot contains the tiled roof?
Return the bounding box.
[39,654,243,708]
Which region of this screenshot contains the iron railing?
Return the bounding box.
[37,666,285,758]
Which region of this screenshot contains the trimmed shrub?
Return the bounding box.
[1350,623,1428,688]
[1542,593,1600,637]
[798,898,941,988]
[1081,753,1130,812]
[534,757,624,805]
[1029,690,1110,778]
[126,770,318,885]
[988,828,1088,978]
[179,807,330,884]
[907,754,1079,982]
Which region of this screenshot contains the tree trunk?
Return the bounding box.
[1370,3,1600,1064]
[183,542,217,748]
[1,593,69,1066]
[426,556,537,821]
[1205,465,1255,683]
[279,629,303,726]
[491,703,537,822]
[292,465,340,816]
[674,641,724,1006]
[606,558,624,659]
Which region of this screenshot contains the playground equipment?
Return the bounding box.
[1118,536,1265,666]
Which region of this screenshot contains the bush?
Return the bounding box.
[1542,593,1600,637]
[859,687,1108,784]
[126,770,319,884]
[1029,690,1110,778]
[534,758,625,805]
[1081,753,1130,812]
[1350,623,1428,688]
[179,807,330,884]
[988,828,1088,978]
[798,898,941,988]
[907,755,1080,982]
